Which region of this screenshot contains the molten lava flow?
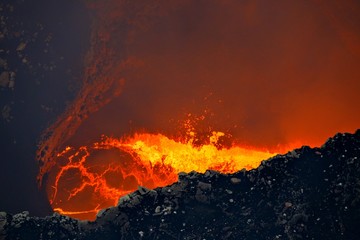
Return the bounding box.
[49,131,276,220]
[38,0,360,222]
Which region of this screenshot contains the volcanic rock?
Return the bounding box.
[1,130,360,239]
[0,72,9,87]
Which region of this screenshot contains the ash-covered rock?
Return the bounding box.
[1,130,360,240]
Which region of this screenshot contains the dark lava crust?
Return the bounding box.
[1,130,360,240]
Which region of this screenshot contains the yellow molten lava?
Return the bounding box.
[50,131,277,220]
[99,131,275,173]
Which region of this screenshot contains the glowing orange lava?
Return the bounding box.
[37,0,360,221]
[48,131,281,220]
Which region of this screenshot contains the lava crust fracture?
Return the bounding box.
[1,130,360,240]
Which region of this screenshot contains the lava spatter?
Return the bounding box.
[49,131,276,220]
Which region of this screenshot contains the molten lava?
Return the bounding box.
[36,0,360,221]
[49,131,277,220]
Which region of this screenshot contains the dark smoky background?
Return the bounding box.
[1,0,360,217]
[0,0,91,216]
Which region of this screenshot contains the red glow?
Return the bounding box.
[49,130,290,220]
[37,0,360,220]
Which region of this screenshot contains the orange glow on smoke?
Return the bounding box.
[49,131,281,220]
[37,0,360,221]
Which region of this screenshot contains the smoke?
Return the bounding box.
[37,0,360,183]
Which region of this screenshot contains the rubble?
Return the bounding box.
[0,130,360,239]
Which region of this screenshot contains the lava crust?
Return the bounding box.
[1,130,360,240]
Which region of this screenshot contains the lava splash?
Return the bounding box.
[37,0,360,221]
[49,131,276,220]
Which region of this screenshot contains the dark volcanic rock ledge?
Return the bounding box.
[1,130,360,240]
